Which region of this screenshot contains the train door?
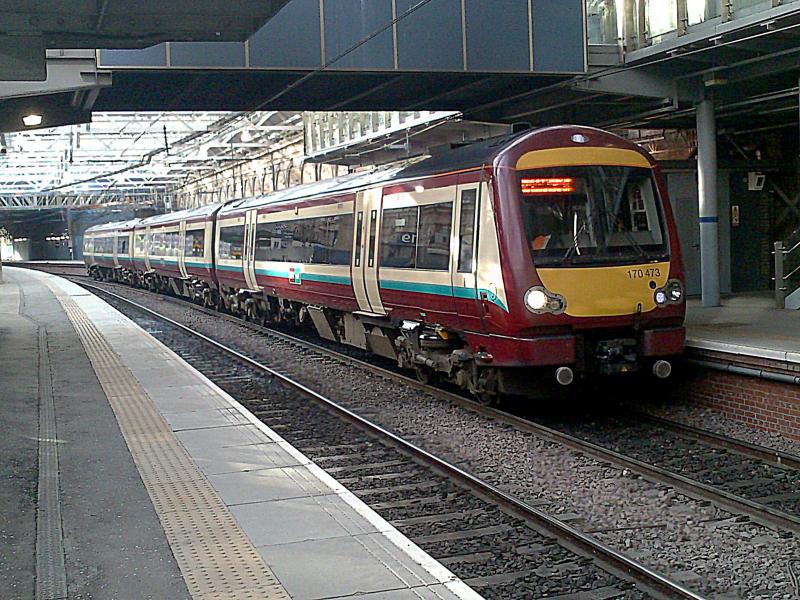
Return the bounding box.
[178,221,189,279]
[242,209,260,291]
[352,188,386,315]
[112,235,120,268]
[144,227,152,271]
[451,183,482,327]
[85,234,93,264]
[127,230,135,269]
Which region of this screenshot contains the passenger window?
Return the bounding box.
[458,190,477,273]
[219,225,245,260]
[253,223,274,262]
[185,229,205,258]
[169,232,180,257]
[380,206,418,269]
[253,214,354,265]
[417,202,452,271]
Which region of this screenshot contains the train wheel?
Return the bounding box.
[474,391,498,407]
[414,366,434,385]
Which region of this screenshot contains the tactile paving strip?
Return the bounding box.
[55,294,290,600]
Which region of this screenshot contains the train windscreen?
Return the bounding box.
[519,166,668,266]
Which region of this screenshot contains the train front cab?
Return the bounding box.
[483,128,686,395]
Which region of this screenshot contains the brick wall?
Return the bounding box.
[681,368,800,441]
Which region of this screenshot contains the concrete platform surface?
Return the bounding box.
[686,294,800,363]
[0,267,481,600]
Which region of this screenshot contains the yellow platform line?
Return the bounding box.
[53,291,290,600]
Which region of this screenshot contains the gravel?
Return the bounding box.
[639,396,800,457]
[87,282,800,599]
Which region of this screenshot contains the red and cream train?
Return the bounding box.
[84,126,686,401]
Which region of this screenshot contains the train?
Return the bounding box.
[84,126,685,403]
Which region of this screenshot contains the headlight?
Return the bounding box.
[666,279,684,303]
[654,279,684,307]
[524,286,566,315]
[525,289,548,311]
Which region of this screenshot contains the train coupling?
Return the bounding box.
[652,360,672,379]
[555,367,574,386]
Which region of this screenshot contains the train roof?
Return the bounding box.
[85,219,141,234]
[219,130,529,216]
[138,203,223,227]
[220,165,406,215]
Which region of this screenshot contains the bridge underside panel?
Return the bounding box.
[98,0,587,75]
[93,70,566,123]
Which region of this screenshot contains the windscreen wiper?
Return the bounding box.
[562,217,587,263]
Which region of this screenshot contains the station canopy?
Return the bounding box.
[0,111,303,207]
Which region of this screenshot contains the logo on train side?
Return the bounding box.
[289,267,301,285]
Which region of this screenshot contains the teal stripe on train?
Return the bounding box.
[183,263,509,312]
[380,279,508,312]
[219,265,352,287]
[130,257,210,268]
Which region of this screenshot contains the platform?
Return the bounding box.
[685,294,800,371]
[0,267,479,600]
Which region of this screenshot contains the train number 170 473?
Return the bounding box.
[627,267,661,279]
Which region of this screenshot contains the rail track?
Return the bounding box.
[80,280,702,599]
[71,274,800,540]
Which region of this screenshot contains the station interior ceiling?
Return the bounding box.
[3,3,800,245]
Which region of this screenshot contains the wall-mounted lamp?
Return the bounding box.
[22,114,43,127]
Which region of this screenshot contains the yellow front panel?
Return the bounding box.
[516,147,651,171]
[537,262,670,317]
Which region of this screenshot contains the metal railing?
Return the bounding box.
[592,0,796,51]
[773,238,800,308]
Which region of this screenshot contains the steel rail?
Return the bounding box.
[74,276,800,537]
[80,281,704,600]
[631,412,800,471]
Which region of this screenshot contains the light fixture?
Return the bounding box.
[524,286,566,315]
[414,185,425,193]
[525,289,549,311]
[22,114,43,127]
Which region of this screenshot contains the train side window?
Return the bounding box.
[134,233,146,255]
[254,222,275,262]
[458,189,477,273]
[354,211,363,267]
[170,231,180,257]
[417,202,452,271]
[117,236,128,255]
[185,229,205,258]
[380,206,418,269]
[254,215,353,265]
[219,225,245,260]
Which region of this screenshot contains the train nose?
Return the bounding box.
[652,360,672,379]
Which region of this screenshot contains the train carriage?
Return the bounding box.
[86,125,686,402]
[135,204,221,301]
[83,219,139,282]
